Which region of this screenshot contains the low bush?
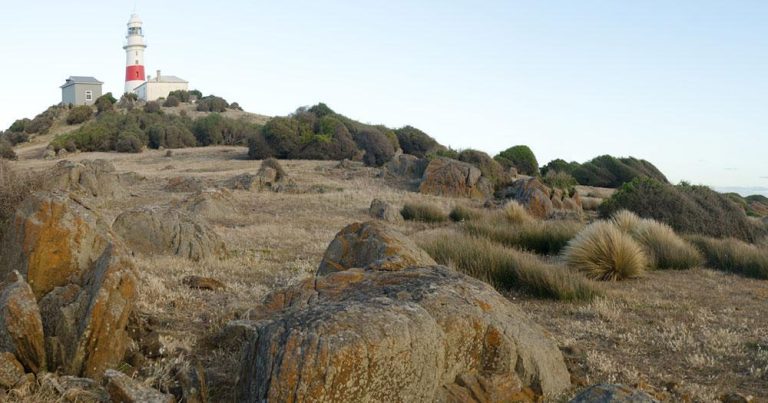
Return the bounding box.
[543,170,578,190]
[354,129,396,167]
[168,90,191,102]
[687,236,768,279]
[540,159,580,176]
[247,132,275,159]
[95,93,117,114]
[0,139,16,160]
[449,205,484,222]
[66,105,93,125]
[196,95,229,112]
[395,126,443,158]
[572,155,668,188]
[563,221,647,281]
[400,202,448,223]
[464,219,582,255]
[418,230,601,301]
[599,177,762,242]
[494,145,539,175]
[144,101,162,114]
[163,95,180,107]
[611,210,703,270]
[193,113,259,146]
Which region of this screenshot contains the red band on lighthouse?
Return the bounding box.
[126,65,145,81]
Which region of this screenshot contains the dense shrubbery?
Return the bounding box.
[162,95,180,107]
[193,113,259,146]
[9,105,62,135]
[143,101,162,114]
[395,126,443,158]
[540,159,580,176]
[196,95,229,112]
[494,145,539,175]
[95,93,117,114]
[571,155,668,188]
[401,201,448,223]
[542,170,578,191]
[599,177,764,242]
[66,105,94,125]
[0,139,16,160]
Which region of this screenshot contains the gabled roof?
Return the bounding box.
[61,76,104,88]
[155,75,188,84]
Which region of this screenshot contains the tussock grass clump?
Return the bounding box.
[401,202,448,223]
[611,210,703,270]
[464,219,582,255]
[502,200,532,224]
[563,221,647,281]
[449,205,484,222]
[419,230,601,301]
[687,236,768,279]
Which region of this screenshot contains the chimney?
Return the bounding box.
[156,70,161,82]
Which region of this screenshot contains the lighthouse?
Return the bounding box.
[123,13,147,94]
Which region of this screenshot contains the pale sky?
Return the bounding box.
[1,1,766,192]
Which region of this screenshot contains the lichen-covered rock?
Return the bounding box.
[419,157,489,198]
[104,369,174,403]
[40,245,137,380]
[223,173,258,190]
[112,207,226,261]
[43,159,123,198]
[164,176,205,193]
[317,221,436,276]
[0,272,46,373]
[570,384,659,403]
[0,191,112,298]
[0,352,25,389]
[497,178,554,219]
[386,153,428,179]
[237,266,571,402]
[368,199,403,223]
[180,188,239,220]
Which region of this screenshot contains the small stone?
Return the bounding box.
[104,369,174,403]
[368,199,403,223]
[570,384,659,403]
[0,352,25,389]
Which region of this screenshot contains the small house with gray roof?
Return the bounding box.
[61,76,103,106]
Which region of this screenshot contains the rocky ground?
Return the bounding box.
[1,146,766,402]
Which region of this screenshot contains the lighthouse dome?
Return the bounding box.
[127,13,142,26]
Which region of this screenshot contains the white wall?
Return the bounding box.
[137,82,189,102]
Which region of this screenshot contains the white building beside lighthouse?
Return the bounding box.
[123,14,147,93]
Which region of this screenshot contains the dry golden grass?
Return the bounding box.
[502,199,533,224]
[563,221,648,281]
[400,201,449,223]
[464,218,583,255]
[418,229,601,301]
[687,235,768,279]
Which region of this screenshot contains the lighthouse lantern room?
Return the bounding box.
[124,14,147,94]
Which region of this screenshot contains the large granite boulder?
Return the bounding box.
[497,178,554,219]
[368,199,403,223]
[180,188,239,221]
[386,153,428,179]
[317,221,436,275]
[237,265,571,402]
[0,191,112,298]
[0,272,45,373]
[43,159,124,198]
[570,384,659,403]
[419,157,490,199]
[104,369,175,403]
[0,352,25,389]
[112,207,226,261]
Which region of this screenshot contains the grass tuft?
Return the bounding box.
[419,229,601,301]
[502,200,532,224]
[449,205,484,222]
[464,219,582,255]
[401,202,449,223]
[687,235,768,279]
[563,221,647,281]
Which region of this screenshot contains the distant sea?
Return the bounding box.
[714,186,768,197]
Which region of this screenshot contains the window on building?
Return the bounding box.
[85,90,93,101]
[135,59,139,65]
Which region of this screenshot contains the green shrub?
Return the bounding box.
[543,170,578,190]
[430,147,459,160]
[688,236,768,279]
[0,139,16,160]
[354,130,395,167]
[247,132,275,159]
[418,230,601,301]
[599,177,762,241]
[189,89,203,100]
[464,219,582,255]
[449,205,484,222]
[66,105,93,125]
[2,130,29,146]
[144,101,162,114]
[8,119,30,133]
[541,159,580,176]
[458,149,506,186]
[611,210,703,270]
[495,145,539,175]
[395,126,443,158]
[163,95,180,107]
[95,93,116,114]
[400,202,448,223]
[196,95,229,112]
[168,90,191,102]
[563,221,648,281]
[572,155,668,188]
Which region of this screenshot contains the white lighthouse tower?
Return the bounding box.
[123,14,147,94]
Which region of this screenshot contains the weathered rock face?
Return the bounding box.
[237,266,571,402]
[497,178,554,219]
[104,369,175,403]
[317,221,436,276]
[43,159,124,198]
[223,173,258,191]
[0,352,25,389]
[180,188,239,220]
[0,272,45,373]
[368,199,403,223]
[569,384,660,403]
[164,176,205,193]
[419,157,490,199]
[40,245,137,380]
[386,153,429,179]
[112,207,226,261]
[0,192,112,298]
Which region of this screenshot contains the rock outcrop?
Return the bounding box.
[0,352,24,389]
[180,188,239,220]
[570,384,660,403]
[368,199,403,223]
[0,272,45,373]
[0,192,137,381]
[112,207,226,261]
[237,265,571,402]
[419,157,491,199]
[164,176,205,193]
[386,153,428,179]
[497,178,554,219]
[104,369,175,403]
[317,221,436,275]
[43,159,124,198]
